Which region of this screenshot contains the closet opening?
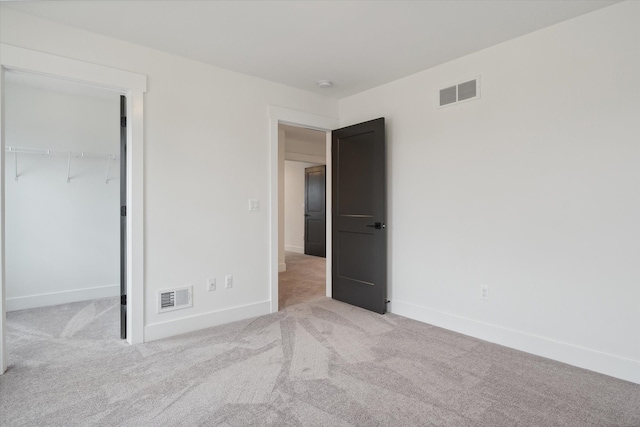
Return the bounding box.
[4,71,126,361]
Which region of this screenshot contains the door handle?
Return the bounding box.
[304,214,310,217]
[366,222,385,230]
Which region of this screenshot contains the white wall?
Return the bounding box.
[284,161,320,253]
[4,79,120,310]
[0,7,338,339]
[339,1,640,383]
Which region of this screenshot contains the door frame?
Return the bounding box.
[268,106,338,312]
[0,44,147,373]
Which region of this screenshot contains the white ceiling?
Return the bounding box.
[2,1,621,99]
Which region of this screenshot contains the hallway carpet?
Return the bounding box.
[278,251,326,309]
[1,296,639,426]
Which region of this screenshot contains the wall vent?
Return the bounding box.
[439,77,480,107]
[157,285,192,313]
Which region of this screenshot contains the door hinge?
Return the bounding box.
[121,117,127,127]
[121,295,127,305]
[121,206,126,217]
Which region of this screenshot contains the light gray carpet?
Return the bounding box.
[1,296,640,426]
[279,251,326,309]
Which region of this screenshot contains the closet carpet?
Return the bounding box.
[2,297,639,425]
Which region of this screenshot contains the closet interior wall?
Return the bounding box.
[4,73,120,311]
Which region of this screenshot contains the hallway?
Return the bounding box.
[278,251,325,309]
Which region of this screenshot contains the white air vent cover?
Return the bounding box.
[439,77,480,107]
[158,285,192,313]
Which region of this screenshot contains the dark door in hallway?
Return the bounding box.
[331,118,387,314]
[304,165,326,257]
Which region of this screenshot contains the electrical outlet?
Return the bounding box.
[225,274,233,289]
[207,277,216,292]
[481,285,489,300]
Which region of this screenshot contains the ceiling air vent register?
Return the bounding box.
[158,285,193,313]
[439,77,480,107]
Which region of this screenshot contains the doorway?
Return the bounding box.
[268,106,338,313]
[268,107,388,316]
[278,124,327,309]
[3,71,124,367]
[0,44,146,373]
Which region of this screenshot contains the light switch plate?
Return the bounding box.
[249,198,260,212]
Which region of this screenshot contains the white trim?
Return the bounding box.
[268,106,338,313]
[0,68,6,374]
[144,300,271,342]
[0,44,146,93]
[285,245,304,254]
[0,44,147,373]
[324,131,332,299]
[126,89,145,345]
[278,263,287,272]
[392,299,640,384]
[6,285,120,312]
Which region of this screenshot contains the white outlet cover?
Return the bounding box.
[225,275,233,288]
[207,278,216,291]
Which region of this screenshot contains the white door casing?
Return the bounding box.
[0,44,147,373]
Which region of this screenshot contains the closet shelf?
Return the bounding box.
[6,146,119,184]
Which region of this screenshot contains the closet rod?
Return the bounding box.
[6,146,118,183]
[6,146,118,160]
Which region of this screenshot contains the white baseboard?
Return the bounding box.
[285,245,304,254]
[144,300,271,342]
[6,284,120,312]
[279,262,287,272]
[391,300,640,385]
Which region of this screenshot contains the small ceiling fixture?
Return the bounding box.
[317,80,332,88]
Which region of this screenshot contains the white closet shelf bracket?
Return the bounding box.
[10,147,19,181]
[105,155,114,184]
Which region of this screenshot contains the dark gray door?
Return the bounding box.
[331,118,387,314]
[304,165,326,257]
[120,95,127,339]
